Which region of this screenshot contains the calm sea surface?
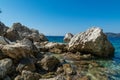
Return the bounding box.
[46,36,120,80]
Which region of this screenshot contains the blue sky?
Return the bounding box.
[0,0,120,35]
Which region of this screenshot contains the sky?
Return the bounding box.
[0,0,120,36]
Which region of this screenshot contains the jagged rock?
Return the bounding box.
[68,27,115,58]
[14,70,41,80]
[64,33,73,43]
[16,57,36,72]
[4,28,21,41]
[0,22,8,36]
[11,23,48,42]
[0,58,13,78]
[2,38,38,59]
[37,55,60,71]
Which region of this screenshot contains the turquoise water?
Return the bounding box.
[46,36,120,80]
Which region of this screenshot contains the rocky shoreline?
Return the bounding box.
[0,22,115,80]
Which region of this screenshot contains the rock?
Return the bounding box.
[16,57,36,72]
[2,38,38,59]
[79,76,91,80]
[68,27,115,58]
[45,42,66,53]
[0,36,12,45]
[11,23,33,39]
[4,28,21,41]
[15,70,41,80]
[39,33,48,42]
[0,58,13,78]
[11,23,48,42]
[3,75,11,80]
[38,55,60,71]
[63,63,76,75]
[0,22,8,36]
[64,33,73,43]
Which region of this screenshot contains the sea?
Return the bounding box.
[46,36,120,80]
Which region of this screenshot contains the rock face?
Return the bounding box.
[64,33,73,43]
[2,38,38,59]
[0,58,13,78]
[0,22,8,36]
[38,55,60,71]
[68,27,115,58]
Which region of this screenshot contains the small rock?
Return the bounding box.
[64,33,73,43]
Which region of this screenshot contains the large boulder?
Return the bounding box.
[68,27,115,58]
[0,22,8,36]
[2,38,38,59]
[0,58,13,78]
[64,33,73,43]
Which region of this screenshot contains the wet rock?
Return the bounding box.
[14,70,41,80]
[2,38,38,60]
[16,57,36,72]
[64,33,73,43]
[37,55,60,71]
[0,58,13,78]
[68,27,115,58]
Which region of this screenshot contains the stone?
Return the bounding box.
[63,63,76,75]
[0,22,8,36]
[4,28,21,41]
[3,75,11,80]
[39,33,48,42]
[11,23,48,42]
[2,38,38,59]
[15,70,41,80]
[68,27,115,58]
[16,57,36,72]
[0,36,12,45]
[0,58,13,78]
[64,33,73,43]
[38,55,60,71]
[45,42,66,53]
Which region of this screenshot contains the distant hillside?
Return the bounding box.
[105,32,120,37]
